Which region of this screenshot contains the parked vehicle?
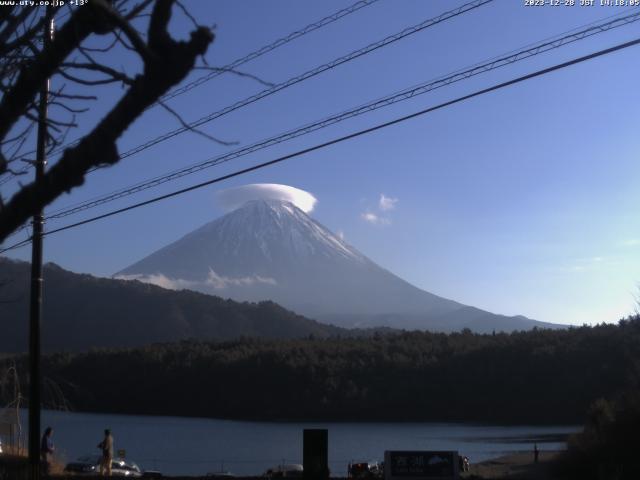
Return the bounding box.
[349,461,382,479]
[263,464,304,478]
[64,454,143,477]
[206,472,236,478]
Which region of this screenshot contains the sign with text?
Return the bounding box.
[384,451,459,480]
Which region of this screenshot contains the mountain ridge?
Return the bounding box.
[0,256,344,353]
[118,199,562,332]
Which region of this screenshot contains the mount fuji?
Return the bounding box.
[117,199,559,332]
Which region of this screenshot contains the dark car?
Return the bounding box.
[349,461,382,479]
[64,454,143,477]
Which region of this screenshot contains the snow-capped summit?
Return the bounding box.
[209,199,366,264]
[118,199,559,332]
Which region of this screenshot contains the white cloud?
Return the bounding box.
[115,273,199,291]
[577,256,603,264]
[379,194,398,212]
[620,239,640,247]
[565,256,619,273]
[217,184,317,213]
[361,212,390,226]
[361,192,397,226]
[336,230,345,240]
[204,268,277,289]
[116,269,277,292]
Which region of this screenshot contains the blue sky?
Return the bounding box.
[2,0,640,325]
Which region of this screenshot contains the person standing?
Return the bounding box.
[40,427,55,476]
[98,429,114,476]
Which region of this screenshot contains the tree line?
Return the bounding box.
[2,316,640,425]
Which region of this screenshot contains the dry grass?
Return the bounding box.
[0,450,66,475]
[462,451,560,480]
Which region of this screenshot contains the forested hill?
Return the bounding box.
[0,257,343,353]
[5,317,638,424]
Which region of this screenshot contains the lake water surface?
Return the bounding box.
[15,410,578,476]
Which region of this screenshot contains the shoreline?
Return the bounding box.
[24,407,582,428]
[464,450,560,479]
[1,451,564,479]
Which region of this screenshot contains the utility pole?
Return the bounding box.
[29,7,54,480]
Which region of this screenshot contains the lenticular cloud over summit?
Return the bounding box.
[216,184,317,213]
[118,184,558,333]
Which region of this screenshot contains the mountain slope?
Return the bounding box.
[118,199,561,332]
[0,257,343,353]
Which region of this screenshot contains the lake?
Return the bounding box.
[14,410,578,476]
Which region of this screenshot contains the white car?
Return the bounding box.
[64,454,143,477]
[263,464,304,478]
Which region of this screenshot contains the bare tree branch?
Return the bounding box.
[175,0,199,29]
[50,91,98,101]
[0,6,97,143]
[0,8,35,49]
[93,0,154,62]
[61,62,135,85]
[0,0,214,242]
[58,67,133,86]
[124,0,155,21]
[49,101,90,114]
[157,100,237,146]
[78,33,119,53]
[193,65,275,88]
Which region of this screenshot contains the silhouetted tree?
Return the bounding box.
[4,316,640,424]
[0,0,215,242]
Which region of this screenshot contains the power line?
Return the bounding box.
[0,0,382,183]
[112,0,493,162]
[159,0,381,103]
[41,9,640,222]
[2,34,638,254]
[1,237,33,254]
[2,0,493,189]
[3,6,637,243]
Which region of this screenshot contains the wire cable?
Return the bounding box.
[1,0,493,189]
[2,33,638,254]
[41,9,640,222]
[0,0,381,183]
[0,0,491,187]
[112,0,493,162]
[159,0,381,103]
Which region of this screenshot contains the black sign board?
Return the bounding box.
[303,429,328,480]
[384,451,458,480]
